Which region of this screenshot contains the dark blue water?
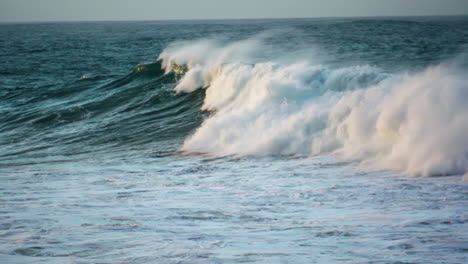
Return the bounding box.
[1,17,467,263]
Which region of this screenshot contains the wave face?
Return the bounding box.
[0,61,205,164]
[159,37,468,177]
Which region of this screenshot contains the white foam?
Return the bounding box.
[159,37,468,177]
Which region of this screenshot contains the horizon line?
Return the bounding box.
[1,13,467,24]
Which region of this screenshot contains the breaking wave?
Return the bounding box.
[159,37,468,177]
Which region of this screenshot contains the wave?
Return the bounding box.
[159,37,468,177]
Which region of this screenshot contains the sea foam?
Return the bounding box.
[159,37,468,177]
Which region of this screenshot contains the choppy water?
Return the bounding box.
[1,17,468,263]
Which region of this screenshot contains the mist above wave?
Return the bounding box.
[159,36,468,177]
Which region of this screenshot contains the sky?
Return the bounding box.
[0,0,467,22]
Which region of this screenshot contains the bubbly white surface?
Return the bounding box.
[0,156,466,263]
[160,37,468,177]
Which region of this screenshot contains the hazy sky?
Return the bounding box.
[1,0,467,22]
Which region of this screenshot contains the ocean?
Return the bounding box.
[0,17,467,263]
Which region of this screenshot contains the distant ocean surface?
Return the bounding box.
[1,17,467,263]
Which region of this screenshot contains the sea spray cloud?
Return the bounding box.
[317,65,468,176]
[159,36,468,177]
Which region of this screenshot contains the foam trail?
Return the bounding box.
[159,37,468,177]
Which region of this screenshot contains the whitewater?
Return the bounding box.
[1,17,467,264]
[159,35,468,177]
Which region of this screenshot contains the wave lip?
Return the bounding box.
[160,37,468,177]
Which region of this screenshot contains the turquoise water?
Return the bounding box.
[1,17,467,263]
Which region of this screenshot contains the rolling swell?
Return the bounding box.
[0,61,205,165]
